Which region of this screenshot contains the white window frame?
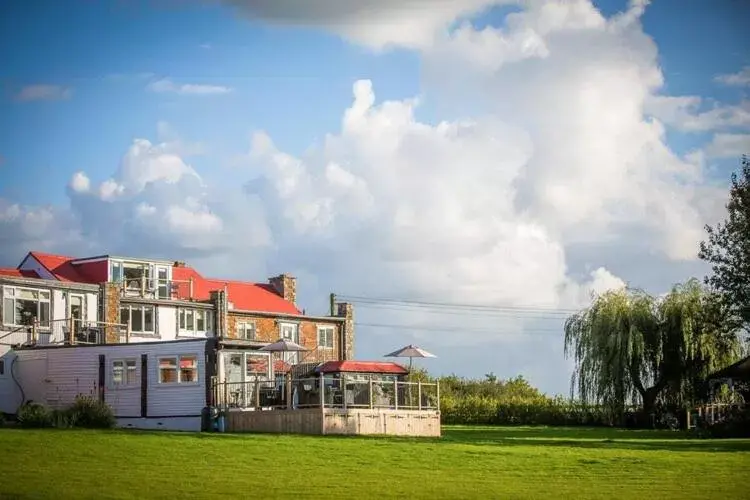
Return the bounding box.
[222,350,272,383]
[178,308,214,337]
[111,358,138,387]
[279,322,300,364]
[120,304,155,334]
[2,286,51,328]
[317,325,335,349]
[157,354,200,385]
[237,321,256,340]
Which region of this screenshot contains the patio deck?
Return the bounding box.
[212,375,441,437]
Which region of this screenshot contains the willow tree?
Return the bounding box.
[564,279,741,418]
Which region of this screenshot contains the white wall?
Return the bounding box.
[9,339,209,429]
[52,290,66,321]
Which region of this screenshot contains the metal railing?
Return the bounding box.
[686,402,744,429]
[7,317,131,346]
[212,374,440,412]
[118,276,197,301]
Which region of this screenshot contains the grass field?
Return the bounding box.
[1,426,748,499]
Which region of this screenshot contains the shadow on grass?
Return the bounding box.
[440,427,750,453]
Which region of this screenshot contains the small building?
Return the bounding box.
[5,338,441,436]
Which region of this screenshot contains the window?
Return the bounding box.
[279,322,300,364]
[123,262,151,291]
[237,321,256,340]
[120,305,155,334]
[2,286,51,328]
[158,355,198,384]
[112,359,138,386]
[318,326,335,349]
[178,308,213,336]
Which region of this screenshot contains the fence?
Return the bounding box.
[686,403,743,429]
[212,374,440,412]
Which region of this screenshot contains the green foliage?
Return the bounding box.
[65,395,116,429]
[15,395,115,430]
[699,154,750,334]
[564,279,742,418]
[17,402,53,428]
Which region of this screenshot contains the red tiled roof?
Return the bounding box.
[24,251,98,283]
[172,266,301,315]
[315,361,409,375]
[0,267,40,279]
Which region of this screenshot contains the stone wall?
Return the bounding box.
[210,289,228,338]
[100,282,121,344]
[337,303,354,361]
[268,274,297,306]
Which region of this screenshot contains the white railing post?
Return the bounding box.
[320,373,325,409]
[418,381,422,411]
[342,374,347,411]
[394,379,398,410]
[369,376,373,409]
[436,381,440,410]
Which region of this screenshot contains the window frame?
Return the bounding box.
[178,307,214,337]
[317,325,335,349]
[2,286,51,328]
[120,304,156,334]
[111,358,139,388]
[157,354,200,385]
[237,321,256,340]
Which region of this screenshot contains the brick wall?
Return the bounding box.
[100,282,121,344]
[210,290,228,337]
[226,312,343,364]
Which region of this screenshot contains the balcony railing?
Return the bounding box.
[212,375,440,412]
[4,317,130,347]
[118,276,197,301]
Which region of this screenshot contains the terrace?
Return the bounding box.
[211,362,441,437]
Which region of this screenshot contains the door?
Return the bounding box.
[69,294,84,341]
[224,353,244,407]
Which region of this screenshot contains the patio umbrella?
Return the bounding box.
[259,338,308,353]
[384,344,436,371]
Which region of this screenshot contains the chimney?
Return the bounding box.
[336,302,354,360]
[269,273,297,306]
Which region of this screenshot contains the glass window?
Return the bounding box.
[179,309,185,329]
[131,307,143,332]
[186,310,194,330]
[159,357,178,383]
[196,310,205,331]
[144,307,154,332]
[2,286,51,327]
[239,322,256,340]
[111,261,123,283]
[318,326,334,348]
[179,356,198,383]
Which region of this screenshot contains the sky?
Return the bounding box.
[1,0,749,396]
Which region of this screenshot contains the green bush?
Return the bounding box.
[15,396,115,430]
[66,395,116,429]
[17,402,53,428]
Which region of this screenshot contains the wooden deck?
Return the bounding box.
[223,407,441,437]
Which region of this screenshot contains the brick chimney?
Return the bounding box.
[269,273,297,306]
[336,302,354,360]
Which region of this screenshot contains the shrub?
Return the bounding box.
[17,402,53,428]
[66,395,116,429]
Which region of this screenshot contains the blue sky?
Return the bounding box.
[1,0,747,204]
[1,0,749,392]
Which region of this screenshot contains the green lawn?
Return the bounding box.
[1,426,748,499]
